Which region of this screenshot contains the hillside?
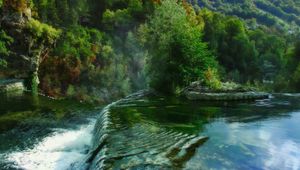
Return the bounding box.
[191,0,300,32]
[1,0,300,102]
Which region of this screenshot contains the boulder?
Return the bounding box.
[0,79,25,93]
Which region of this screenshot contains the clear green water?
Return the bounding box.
[1,92,300,169]
[104,94,300,169]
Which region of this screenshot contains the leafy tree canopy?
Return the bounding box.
[142,0,217,93]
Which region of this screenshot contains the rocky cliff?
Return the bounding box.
[0,0,60,94]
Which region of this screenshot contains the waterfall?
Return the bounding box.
[6,120,96,170]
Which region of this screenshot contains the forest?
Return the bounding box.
[0,0,300,103]
[1,1,300,170]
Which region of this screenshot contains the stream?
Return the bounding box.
[1,91,300,169]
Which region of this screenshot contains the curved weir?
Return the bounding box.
[84,91,208,169]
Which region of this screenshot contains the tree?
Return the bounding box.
[200,10,259,82]
[142,0,216,93]
[27,19,61,94]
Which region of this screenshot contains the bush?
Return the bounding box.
[203,67,221,90]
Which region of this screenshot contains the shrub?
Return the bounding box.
[203,67,221,90]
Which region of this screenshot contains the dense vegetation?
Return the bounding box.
[141,1,217,93]
[0,0,300,102]
[0,30,12,68]
[193,0,300,32]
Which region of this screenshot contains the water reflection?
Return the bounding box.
[184,99,300,170]
[104,94,300,169]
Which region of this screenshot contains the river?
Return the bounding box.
[0,91,300,169]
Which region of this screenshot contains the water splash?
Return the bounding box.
[6,119,96,170]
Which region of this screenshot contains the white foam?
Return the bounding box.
[7,120,96,170]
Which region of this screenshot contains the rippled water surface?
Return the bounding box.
[1,92,300,170]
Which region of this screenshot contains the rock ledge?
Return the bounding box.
[185,91,269,101]
[183,81,270,101]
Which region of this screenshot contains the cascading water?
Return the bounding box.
[83,91,209,169]
[5,119,96,170]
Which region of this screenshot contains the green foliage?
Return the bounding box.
[200,10,259,82]
[289,41,300,90]
[128,0,143,16]
[203,68,221,90]
[196,0,300,32]
[32,0,90,26]
[250,29,287,79]
[294,41,300,61]
[0,30,12,56]
[54,26,102,60]
[27,19,61,44]
[2,0,300,100]
[291,64,300,89]
[39,26,106,97]
[101,0,154,33]
[39,25,131,102]
[196,7,299,91]
[31,72,39,95]
[102,9,132,31]
[0,30,13,68]
[143,0,216,93]
[66,85,75,97]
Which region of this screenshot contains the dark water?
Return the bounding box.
[1,92,300,169]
